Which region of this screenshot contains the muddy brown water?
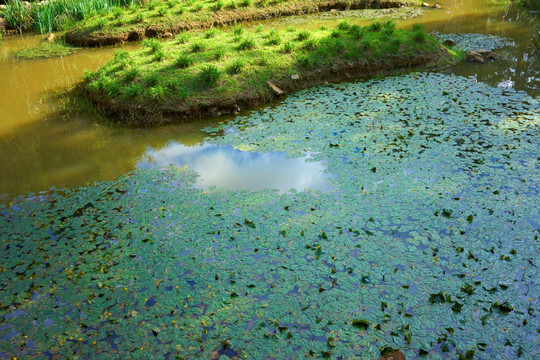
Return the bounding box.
[0,0,538,202]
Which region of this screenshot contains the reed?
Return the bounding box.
[533,30,540,52]
[2,0,33,33]
[1,0,141,34]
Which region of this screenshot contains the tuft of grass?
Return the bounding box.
[296,30,311,41]
[123,83,143,98]
[349,24,364,39]
[282,41,294,53]
[297,53,314,68]
[213,0,224,11]
[134,13,145,23]
[143,38,163,52]
[237,38,256,50]
[330,29,342,38]
[157,7,169,16]
[190,41,206,52]
[256,53,269,66]
[114,49,131,61]
[154,49,167,61]
[302,38,317,50]
[177,32,191,44]
[232,25,244,36]
[368,21,382,32]
[412,23,426,43]
[266,30,282,45]
[148,85,167,101]
[337,20,351,31]
[145,73,160,87]
[199,64,221,86]
[174,54,193,68]
[204,28,218,39]
[112,7,124,19]
[532,31,540,52]
[227,58,245,74]
[214,47,226,60]
[123,67,140,81]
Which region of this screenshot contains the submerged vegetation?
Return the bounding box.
[1,73,539,359]
[85,21,452,124]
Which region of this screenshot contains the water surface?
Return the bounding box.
[0,0,538,202]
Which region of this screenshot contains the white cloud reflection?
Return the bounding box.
[137,143,333,192]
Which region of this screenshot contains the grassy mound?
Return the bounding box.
[64,0,418,46]
[85,21,454,125]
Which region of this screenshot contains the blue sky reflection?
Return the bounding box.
[137,143,333,192]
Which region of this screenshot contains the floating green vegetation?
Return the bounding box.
[85,21,448,124]
[16,40,81,59]
[269,5,424,25]
[63,0,418,46]
[1,73,539,359]
[430,31,511,51]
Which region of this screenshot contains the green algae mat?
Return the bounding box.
[1,73,539,359]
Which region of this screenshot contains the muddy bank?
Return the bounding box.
[87,49,451,126]
[65,0,416,47]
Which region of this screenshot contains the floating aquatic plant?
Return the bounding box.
[1,73,538,359]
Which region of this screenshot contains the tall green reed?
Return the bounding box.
[2,0,142,34]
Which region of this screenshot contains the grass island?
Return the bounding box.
[85,20,458,125]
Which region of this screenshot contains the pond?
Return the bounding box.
[0,1,539,359]
[0,0,538,202]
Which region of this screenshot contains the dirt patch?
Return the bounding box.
[86,48,451,126]
[65,0,416,47]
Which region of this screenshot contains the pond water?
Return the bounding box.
[1,2,539,359]
[0,0,538,202]
[138,143,334,192]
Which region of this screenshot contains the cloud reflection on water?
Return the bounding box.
[137,143,333,193]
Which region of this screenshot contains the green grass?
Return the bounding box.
[63,0,418,46]
[86,21,448,124]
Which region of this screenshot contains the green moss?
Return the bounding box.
[16,41,81,59]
